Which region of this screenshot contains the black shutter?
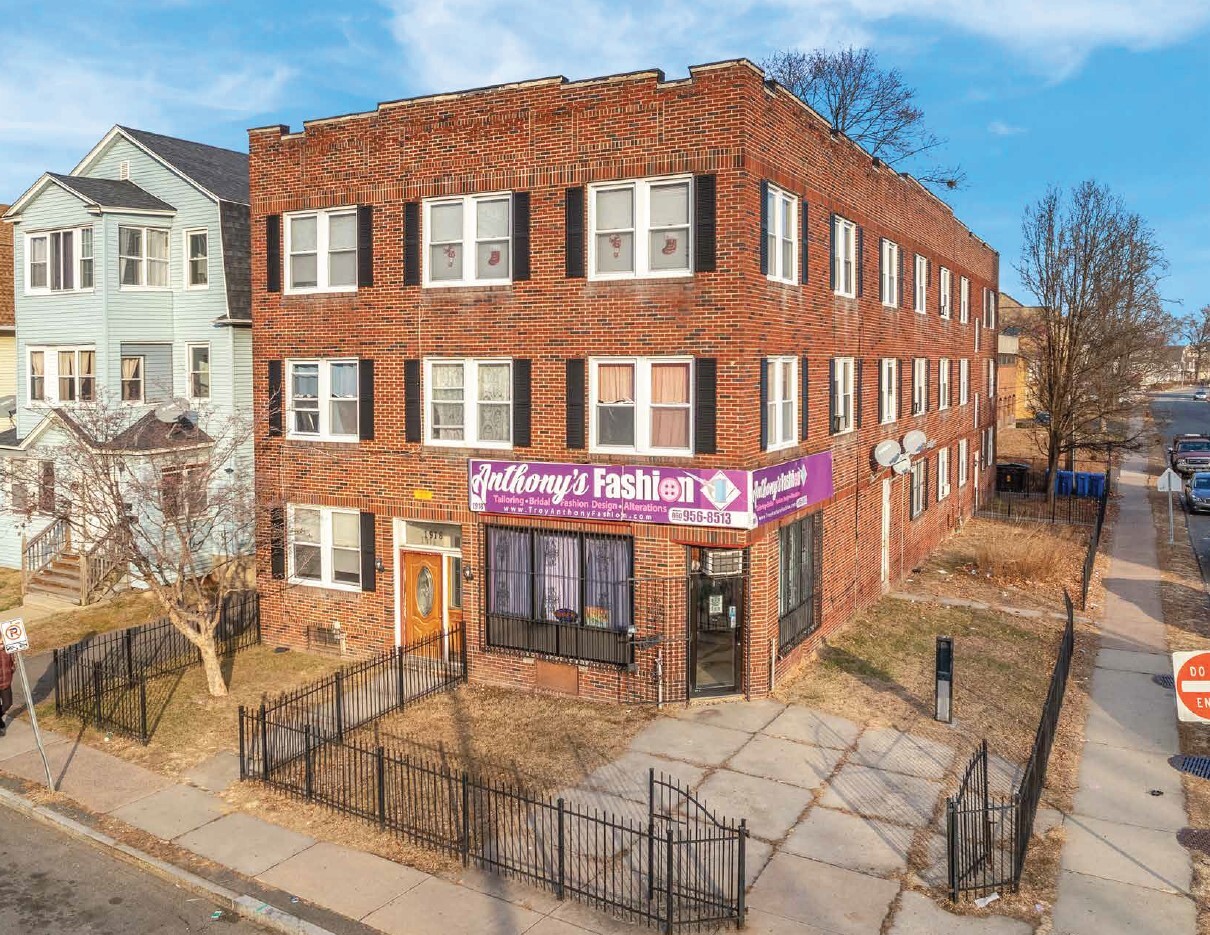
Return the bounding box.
[854,359,864,428]
[565,187,585,278]
[800,200,809,284]
[512,191,531,282]
[759,360,769,450]
[900,246,907,308]
[925,359,931,412]
[565,359,586,449]
[694,358,717,455]
[265,215,281,293]
[404,359,421,442]
[828,358,838,433]
[694,174,716,273]
[357,204,374,287]
[801,356,810,439]
[828,213,837,291]
[759,181,770,275]
[403,202,420,286]
[269,507,285,579]
[856,227,864,297]
[877,238,885,304]
[267,360,283,437]
[900,358,908,419]
[358,359,374,441]
[512,359,532,447]
[359,512,376,593]
[924,459,931,512]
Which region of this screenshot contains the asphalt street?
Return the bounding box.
[1152,387,1210,583]
[0,805,268,934]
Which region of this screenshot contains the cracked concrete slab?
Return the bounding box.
[726,734,844,791]
[763,706,861,751]
[695,770,814,842]
[628,718,752,767]
[110,784,228,841]
[748,852,898,934]
[781,806,914,877]
[1073,742,1187,831]
[1061,814,1192,895]
[672,699,786,734]
[850,727,957,781]
[817,763,943,828]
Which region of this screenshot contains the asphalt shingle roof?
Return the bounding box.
[48,174,174,212]
[119,126,249,205]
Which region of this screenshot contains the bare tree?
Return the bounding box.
[1180,305,1210,382]
[761,47,964,189]
[1017,181,1172,490]
[8,397,254,696]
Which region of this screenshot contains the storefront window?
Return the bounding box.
[778,512,822,655]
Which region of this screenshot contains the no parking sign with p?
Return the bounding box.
[2,618,28,654]
[1173,651,1210,723]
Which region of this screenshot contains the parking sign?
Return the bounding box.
[2,619,29,654]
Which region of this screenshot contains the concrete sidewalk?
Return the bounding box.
[1051,442,1197,934]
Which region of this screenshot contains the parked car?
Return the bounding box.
[1170,434,1210,477]
[1033,411,1052,426]
[1195,389,1208,401]
[1188,472,1210,514]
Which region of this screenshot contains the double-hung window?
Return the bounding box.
[589,176,691,280]
[987,358,996,399]
[880,358,898,424]
[25,227,93,293]
[28,346,95,404]
[910,459,927,518]
[938,359,951,410]
[765,357,798,450]
[121,356,144,402]
[940,267,952,319]
[960,276,970,323]
[591,357,692,455]
[937,447,951,501]
[880,239,900,307]
[831,357,854,434]
[958,438,969,487]
[912,358,928,415]
[424,193,512,286]
[287,359,359,441]
[832,216,857,297]
[119,226,169,288]
[959,359,970,404]
[425,358,512,447]
[161,464,208,520]
[914,255,928,312]
[289,505,361,590]
[188,344,210,400]
[765,185,798,283]
[983,289,996,328]
[185,229,208,288]
[285,208,357,293]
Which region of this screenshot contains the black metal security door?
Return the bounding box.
[688,564,743,697]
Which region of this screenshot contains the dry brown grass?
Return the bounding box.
[24,590,164,652]
[356,684,659,794]
[0,569,21,614]
[37,645,340,778]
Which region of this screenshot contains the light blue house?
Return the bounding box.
[1,127,251,600]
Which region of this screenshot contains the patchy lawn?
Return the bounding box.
[0,569,21,614]
[24,590,164,652]
[37,644,340,778]
[899,516,1108,615]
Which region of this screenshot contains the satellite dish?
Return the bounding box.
[892,457,912,475]
[154,401,187,424]
[873,439,903,468]
[903,430,928,455]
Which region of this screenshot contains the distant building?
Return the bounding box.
[0,205,14,408]
[997,326,1020,428]
[998,294,1040,421]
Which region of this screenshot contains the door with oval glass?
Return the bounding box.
[403,551,443,650]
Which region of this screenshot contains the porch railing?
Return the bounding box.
[21,515,71,595]
[81,527,124,604]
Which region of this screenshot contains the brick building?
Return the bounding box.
[249,60,999,704]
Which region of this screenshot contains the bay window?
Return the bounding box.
[121,356,144,402]
[28,346,94,404]
[424,193,512,286]
[287,359,359,441]
[591,357,692,455]
[119,226,169,288]
[425,358,512,447]
[285,208,357,293]
[588,176,692,279]
[25,227,94,293]
[289,505,361,590]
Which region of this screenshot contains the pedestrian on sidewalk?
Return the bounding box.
[0,646,13,736]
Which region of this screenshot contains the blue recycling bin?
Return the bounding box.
[1075,472,1091,498]
[1087,473,1106,499]
[1055,470,1074,496]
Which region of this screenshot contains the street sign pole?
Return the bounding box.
[1158,468,1183,545]
[16,652,54,791]
[1169,488,1175,544]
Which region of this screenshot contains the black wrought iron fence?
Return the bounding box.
[53,591,260,743]
[1080,492,1109,610]
[947,590,1076,900]
[976,489,1104,526]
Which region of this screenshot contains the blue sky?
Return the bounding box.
[4,0,1207,317]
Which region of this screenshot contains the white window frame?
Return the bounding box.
[765,356,798,451]
[983,288,996,328]
[118,225,170,290]
[24,227,94,295]
[187,342,211,400]
[120,355,145,404]
[912,358,928,416]
[287,504,362,592]
[958,438,969,487]
[959,358,970,405]
[286,358,360,442]
[423,357,514,449]
[833,216,857,298]
[937,447,951,501]
[589,356,694,456]
[880,239,900,307]
[27,345,96,405]
[184,228,209,290]
[284,207,358,295]
[914,255,928,313]
[832,357,855,435]
[940,267,952,319]
[974,319,981,353]
[879,358,898,424]
[766,185,798,284]
[588,175,693,282]
[422,192,513,288]
[938,358,951,411]
[910,459,927,518]
[959,276,970,323]
[988,358,996,399]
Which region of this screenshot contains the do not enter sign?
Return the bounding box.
[1174,651,1210,722]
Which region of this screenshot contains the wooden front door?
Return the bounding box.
[402,551,443,648]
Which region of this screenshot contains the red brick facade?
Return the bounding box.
[249,60,998,704]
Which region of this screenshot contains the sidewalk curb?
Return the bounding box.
[0,784,335,935]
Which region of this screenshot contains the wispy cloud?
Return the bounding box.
[988,120,1026,137]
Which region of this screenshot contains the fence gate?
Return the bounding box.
[945,740,1015,900]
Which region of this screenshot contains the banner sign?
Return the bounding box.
[468,450,834,530]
